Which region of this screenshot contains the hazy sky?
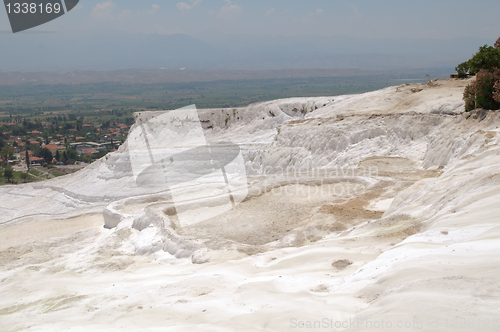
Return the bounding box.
[1,0,500,40]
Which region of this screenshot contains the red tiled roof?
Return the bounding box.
[30,157,45,163]
[84,149,99,155]
[44,144,64,150]
[20,150,33,157]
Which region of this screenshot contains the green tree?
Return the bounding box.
[39,148,53,164]
[81,154,93,163]
[495,37,500,52]
[66,148,77,160]
[55,150,61,162]
[25,145,30,171]
[43,130,49,145]
[4,166,13,183]
[1,146,14,161]
[456,45,500,76]
[455,62,470,79]
[469,45,500,75]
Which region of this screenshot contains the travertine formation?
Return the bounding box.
[1,78,500,331]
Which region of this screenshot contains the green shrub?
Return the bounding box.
[494,80,500,103]
[455,62,470,78]
[80,155,93,163]
[463,69,500,111]
[20,172,29,182]
[463,84,476,111]
[47,164,56,169]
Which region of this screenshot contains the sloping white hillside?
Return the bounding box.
[1,78,500,331]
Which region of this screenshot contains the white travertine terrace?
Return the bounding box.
[1,78,500,331]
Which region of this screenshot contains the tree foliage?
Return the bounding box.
[463,69,500,111]
[456,45,500,77]
[1,146,15,161]
[4,166,13,183]
[456,62,470,79]
[38,147,53,164]
[60,149,78,164]
[494,80,500,104]
[43,130,49,145]
[25,145,30,170]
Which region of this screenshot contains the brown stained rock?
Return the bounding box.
[332,259,353,270]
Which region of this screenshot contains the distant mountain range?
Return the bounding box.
[0,29,492,72]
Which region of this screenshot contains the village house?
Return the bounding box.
[29,157,45,165]
[84,149,99,155]
[19,150,33,160]
[14,141,26,153]
[70,142,106,155]
[43,144,66,155]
